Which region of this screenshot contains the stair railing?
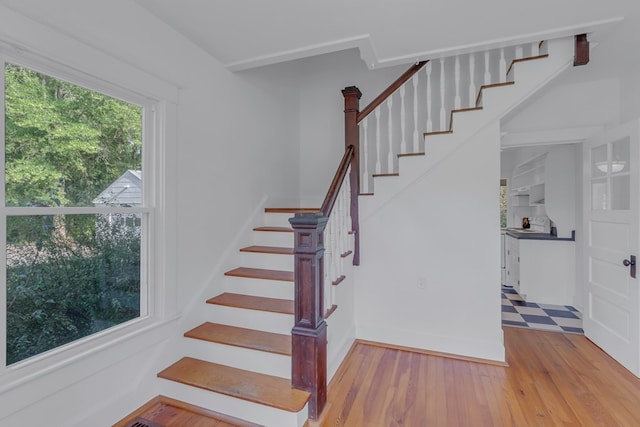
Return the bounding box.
[288,145,354,420]
[354,41,549,194]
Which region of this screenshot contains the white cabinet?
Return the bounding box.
[510,153,547,206]
[507,236,576,305]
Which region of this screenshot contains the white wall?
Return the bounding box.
[355,122,504,361]
[291,49,409,202]
[0,2,300,425]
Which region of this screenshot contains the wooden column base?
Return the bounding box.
[292,322,327,420]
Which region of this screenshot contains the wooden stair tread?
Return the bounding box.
[158,357,310,413]
[398,152,425,158]
[207,292,294,315]
[264,207,319,213]
[424,129,453,137]
[225,267,294,282]
[240,245,293,255]
[113,395,261,427]
[253,226,293,233]
[185,322,291,356]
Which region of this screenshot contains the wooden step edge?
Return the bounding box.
[398,152,425,158]
[478,81,516,92]
[475,80,516,106]
[185,322,292,356]
[332,276,346,286]
[449,106,483,130]
[265,207,319,213]
[507,53,550,76]
[157,357,310,413]
[240,245,294,255]
[324,304,338,319]
[423,130,453,137]
[359,192,374,196]
[372,173,400,178]
[113,395,262,427]
[225,267,294,282]
[253,226,293,233]
[451,106,483,115]
[207,292,295,315]
[341,250,353,258]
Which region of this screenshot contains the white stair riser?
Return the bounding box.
[205,304,294,335]
[263,212,298,228]
[180,337,291,379]
[225,276,294,300]
[239,251,294,271]
[158,379,307,427]
[252,230,295,247]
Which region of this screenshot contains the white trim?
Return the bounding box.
[225,17,622,72]
[0,4,178,103]
[0,52,177,396]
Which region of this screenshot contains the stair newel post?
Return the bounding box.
[289,212,329,420]
[342,86,361,265]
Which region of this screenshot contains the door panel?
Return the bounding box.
[583,119,639,377]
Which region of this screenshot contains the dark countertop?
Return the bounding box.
[503,229,575,241]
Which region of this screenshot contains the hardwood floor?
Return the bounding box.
[315,327,640,426]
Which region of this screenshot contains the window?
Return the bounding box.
[2,61,152,365]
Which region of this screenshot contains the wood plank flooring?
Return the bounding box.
[315,327,640,426]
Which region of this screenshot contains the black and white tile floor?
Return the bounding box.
[502,286,583,334]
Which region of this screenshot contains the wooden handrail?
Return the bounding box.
[357,60,428,124]
[320,145,354,217]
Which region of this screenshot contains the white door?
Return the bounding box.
[583,119,639,377]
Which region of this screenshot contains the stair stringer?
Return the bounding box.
[360,36,574,219]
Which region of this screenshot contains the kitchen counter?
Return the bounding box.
[504,229,575,241]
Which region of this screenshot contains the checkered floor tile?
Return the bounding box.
[502,286,583,334]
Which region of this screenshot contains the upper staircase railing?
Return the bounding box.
[356,41,550,194]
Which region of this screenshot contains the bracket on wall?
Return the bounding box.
[574,34,589,66]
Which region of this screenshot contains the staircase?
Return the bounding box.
[116,35,580,427]
[152,209,320,427]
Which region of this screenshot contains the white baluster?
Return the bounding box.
[439,57,446,131]
[515,45,523,60]
[400,85,407,154]
[361,118,369,193]
[454,55,461,110]
[323,221,333,312]
[499,48,506,83]
[375,108,381,174]
[468,53,476,108]
[531,42,539,57]
[345,166,353,238]
[412,73,419,152]
[484,50,491,85]
[426,62,432,133]
[387,97,393,173]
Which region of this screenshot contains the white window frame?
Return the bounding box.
[0,45,177,393]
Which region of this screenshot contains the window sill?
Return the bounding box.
[0,313,180,419]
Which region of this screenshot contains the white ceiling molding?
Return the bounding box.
[501,126,604,148]
[229,17,622,71]
[226,34,378,72]
[375,17,622,69]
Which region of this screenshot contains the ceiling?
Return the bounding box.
[0,0,635,72]
[0,0,638,149]
[131,0,633,71]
